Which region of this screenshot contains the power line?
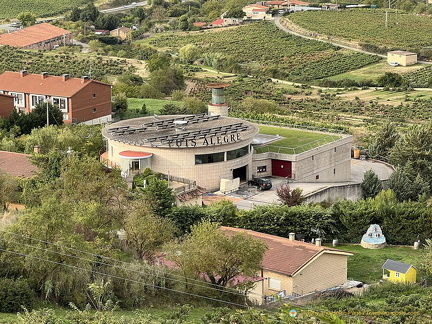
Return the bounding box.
[0,246,250,309]
[0,229,263,298]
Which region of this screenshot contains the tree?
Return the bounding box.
[80,3,99,22]
[276,184,304,206]
[159,103,186,115]
[149,68,185,95]
[387,167,429,202]
[225,8,245,18]
[240,97,279,114]
[147,53,171,72]
[0,172,19,210]
[179,44,200,63]
[124,200,176,262]
[361,169,383,199]
[183,97,206,114]
[17,12,36,27]
[137,174,176,217]
[112,93,128,119]
[368,122,400,160]
[165,221,267,288]
[377,72,404,87]
[69,7,81,21]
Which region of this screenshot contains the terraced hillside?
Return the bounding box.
[0,0,87,18]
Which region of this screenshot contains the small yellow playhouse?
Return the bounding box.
[382,259,417,284]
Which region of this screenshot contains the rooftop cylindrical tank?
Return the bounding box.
[206,83,229,105]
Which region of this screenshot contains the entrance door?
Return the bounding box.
[233,165,247,182]
[131,160,140,174]
[271,159,292,177]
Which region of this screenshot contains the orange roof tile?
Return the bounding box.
[193,22,207,27]
[0,151,38,178]
[266,1,284,4]
[221,227,353,276]
[210,19,224,25]
[244,4,269,9]
[282,0,310,5]
[0,71,110,97]
[0,23,71,48]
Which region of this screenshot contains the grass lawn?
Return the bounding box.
[125,98,184,119]
[255,125,341,154]
[334,244,424,284]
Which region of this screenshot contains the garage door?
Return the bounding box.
[272,159,292,177]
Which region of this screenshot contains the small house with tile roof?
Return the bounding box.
[242,4,272,20]
[221,227,353,304]
[0,151,38,178]
[382,259,417,283]
[0,23,72,50]
[387,50,417,67]
[110,27,132,41]
[0,93,14,119]
[0,71,112,125]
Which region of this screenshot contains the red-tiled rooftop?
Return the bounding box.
[119,151,152,158]
[221,227,353,276]
[0,23,71,47]
[0,71,110,97]
[0,151,38,178]
[210,19,224,25]
[244,4,269,9]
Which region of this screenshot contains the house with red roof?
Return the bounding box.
[0,23,72,50]
[242,4,272,20]
[0,71,112,124]
[0,151,38,178]
[0,93,14,119]
[110,27,132,41]
[221,227,353,304]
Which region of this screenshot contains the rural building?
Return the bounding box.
[242,4,272,20]
[0,93,14,118]
[0,71,112,124]
[382,259,417,283]
[0,23,72,50]
[221,227,353,304]
[387,50,418,66]
[0,151,38,178]
[101,84,352,191]
[110,27,132,40]
[209,18,242,27]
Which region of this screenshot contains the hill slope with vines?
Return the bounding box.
[143,22,381,82]
[0,0,88,18]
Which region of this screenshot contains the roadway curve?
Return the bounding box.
[273,15,432,65]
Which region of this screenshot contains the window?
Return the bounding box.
[334,168,336,174]
[316,175,319,180]
[257,166,267,173]
[268,278,281,290]
[334,147,337,152]
[395,272,400,278]
[10,92,25,107]
[93,108,97,113]
[30,94,45,108]
[311,155,314,160]
[93,94,96,98]
[195,152,224,164]
[227,145,249,160]
[52,97,68,112]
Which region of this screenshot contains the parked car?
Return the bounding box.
[389,62,399,67]
[248,177,272,190]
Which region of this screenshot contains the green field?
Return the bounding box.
[255,125,341,154]
[0,0,87,18]
[287,9,432,52]
[126,98,183,117]
[335,244,424,283]
[140,22,380,82]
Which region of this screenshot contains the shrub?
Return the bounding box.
[0,278,34,313]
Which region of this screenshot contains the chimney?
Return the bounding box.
[288,233,295,241]
[20,70,28,77]
[81,76,89,83]
[315,238,322,246]
[33,145,41,154]
[41,72,48,79]
[62,74,69,82]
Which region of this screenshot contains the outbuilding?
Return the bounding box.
[382,259,417,283]
[387,51,417,66]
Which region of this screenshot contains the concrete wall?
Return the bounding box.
[303,183,363,204]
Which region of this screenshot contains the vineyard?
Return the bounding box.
[0,0,88,18]
[0,46,134,80]
[403,66,432,87]
[287,9,432,53]
[144,22,380,82]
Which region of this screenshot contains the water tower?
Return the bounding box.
[206,83,230,117]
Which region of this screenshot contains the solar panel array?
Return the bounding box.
[107,114,220,135]
[105,114,250,147]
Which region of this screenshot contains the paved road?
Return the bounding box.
[273,15,432,65]
[233,159,394,210]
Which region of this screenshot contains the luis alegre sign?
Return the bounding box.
[163,133,241,148]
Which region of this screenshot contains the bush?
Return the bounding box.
[0,278,34,313]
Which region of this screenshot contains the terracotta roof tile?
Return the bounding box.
[0,71,110,97]
[0,151,38,178]
[221,227,353,276]
[210,19,224,25]
[0,23,71,47]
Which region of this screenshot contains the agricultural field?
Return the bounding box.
[0,46,135,80]
[141,22,380,82]
[0,0,87,19]
[286,9,432,53]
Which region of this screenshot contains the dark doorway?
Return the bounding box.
[233,165,247,182]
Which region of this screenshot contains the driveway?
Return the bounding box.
[230,159,394,210]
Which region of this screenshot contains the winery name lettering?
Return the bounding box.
[164,133,241,148]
